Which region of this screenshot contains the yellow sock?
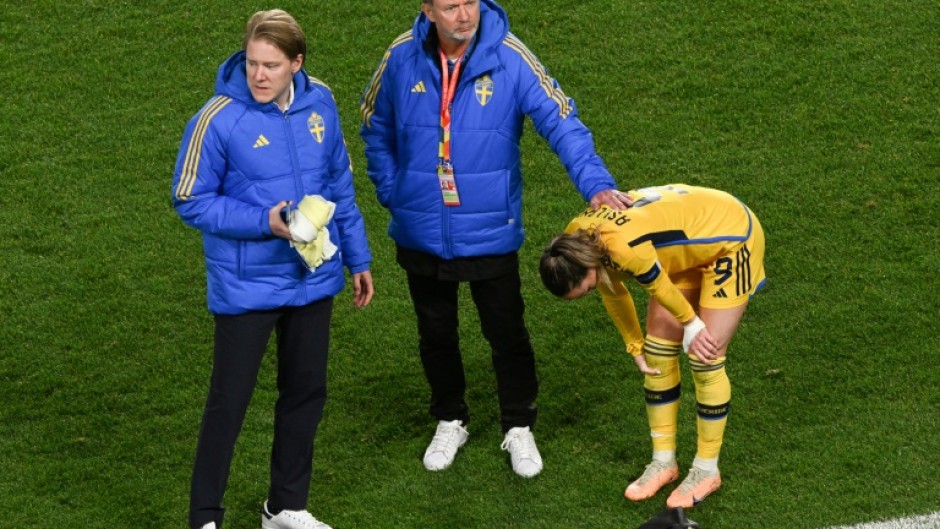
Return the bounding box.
[643,335,681,454]
[690,356,730,460]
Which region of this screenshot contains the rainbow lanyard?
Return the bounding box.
[437,49,464,206]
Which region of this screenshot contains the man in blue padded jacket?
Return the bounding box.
[360,0,630,478]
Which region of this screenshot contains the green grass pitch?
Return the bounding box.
[1,1,937,528]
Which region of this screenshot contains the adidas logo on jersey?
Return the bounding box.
[712,288,728,299]
[411,81,426,93]
[253,134,270,148]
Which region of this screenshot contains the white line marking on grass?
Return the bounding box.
[820,512,940,529]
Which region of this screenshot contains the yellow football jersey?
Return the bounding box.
[564,184,766,356]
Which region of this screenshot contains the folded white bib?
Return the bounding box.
[288,195,338,271]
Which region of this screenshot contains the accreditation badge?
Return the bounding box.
[437,163,461,206]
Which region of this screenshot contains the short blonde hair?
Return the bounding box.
[243,9,306,65]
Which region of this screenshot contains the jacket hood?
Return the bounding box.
[214,50,319,111]
[413,0,509,61]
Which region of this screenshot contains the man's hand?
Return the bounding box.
[590,189,633,210]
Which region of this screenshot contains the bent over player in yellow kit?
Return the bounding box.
[539,184,766,508]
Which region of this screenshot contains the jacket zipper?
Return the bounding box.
[283,112,312,300]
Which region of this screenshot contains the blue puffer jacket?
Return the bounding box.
[360,0,616,259]
[173,51,371,315]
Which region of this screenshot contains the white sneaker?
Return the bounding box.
[261,501,333,529]
[423,420,469,471]
[500,426,542,477]
[199,523,216,529]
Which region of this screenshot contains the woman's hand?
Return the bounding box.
[268,200,291,239]
[351,270,374,308]
[633,354,661,375]
[683,317,720,364]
